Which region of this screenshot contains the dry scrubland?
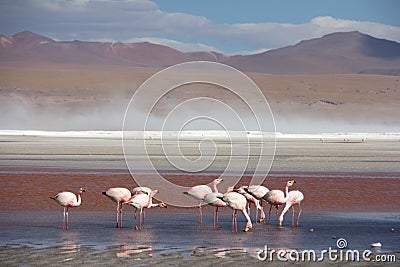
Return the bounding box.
[0,63,399,129]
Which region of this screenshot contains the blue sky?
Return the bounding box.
[154,0,400,26]
[0,0,399,54]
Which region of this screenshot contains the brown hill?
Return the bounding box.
[0,31,213,67]
[1,31,400,74]
[225,31,400,75]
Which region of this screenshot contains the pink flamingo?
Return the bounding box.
[183,178,223,223]
[278,183,304,227]
[102,187,133,228]
[243,185,269,222]
[125,189,165,230]
[236,186,266,223]
[218,190,252,232]
[203,186,233,228]
[50,187,85,230]
[263,180,295,225]
[130,186,153,222]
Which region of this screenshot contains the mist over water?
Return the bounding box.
[1,99,399,133]
[0,90,398,133]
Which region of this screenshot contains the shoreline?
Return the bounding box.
[1,129,400,141]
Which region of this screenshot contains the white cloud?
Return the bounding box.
[310,16,400,41]
[1,0,400,54]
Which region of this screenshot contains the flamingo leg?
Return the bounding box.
[258,202,266,223]
[213,207,216,228]
[291,206,295,227]
[139,208,143,230]
[198,202,202,224]
[62,207,66,230]
[232,210,238,232]
[255,199,265,223]
[275,205,279,219]
[116,203,120,228]
[120,204,123,228]
[296,203,302,227]
[267,204,272,225]
[66,207,69,230]
[134,208,138,230]
[215,207,219,228]
[254,201,258,223]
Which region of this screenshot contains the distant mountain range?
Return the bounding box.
[1,30,400,75]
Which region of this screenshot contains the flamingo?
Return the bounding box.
[263,180,295,225]
[278,183,304,227]
[102,187,133,228]
[202,186,233,228]
[236,186,266,223]
[183,178,223,223]
[50,187,85,230]
[218,190,252,232]
[244,185,269,221]
[125,189,164,229]
[130,186,153,222]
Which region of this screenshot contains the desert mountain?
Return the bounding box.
[1,30,399,74]
[225,31,400,75]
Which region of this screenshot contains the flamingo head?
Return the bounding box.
[79,187,86,193]
[159,202,167,209]
[213,178,223,185]
[286,180,296,187]
[150,189,159,197]
[226,186,235,193]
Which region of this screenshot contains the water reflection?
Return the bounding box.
[116,244,152,258]
[56,231,81,264]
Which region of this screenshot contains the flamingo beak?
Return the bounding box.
[154,189,159,193]
[243,227,250,232]
[162,203,167,208]
[291,180,296,184]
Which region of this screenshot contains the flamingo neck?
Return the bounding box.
[76,193,82,206]
[212,183,219,193]
[146,193,155,207]
[285,185,289,197]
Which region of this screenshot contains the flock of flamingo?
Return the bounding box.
[50,179,304,232]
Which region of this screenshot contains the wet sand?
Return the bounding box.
[0,135,399,265]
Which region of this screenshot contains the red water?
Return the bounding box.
[1,166,399,212]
